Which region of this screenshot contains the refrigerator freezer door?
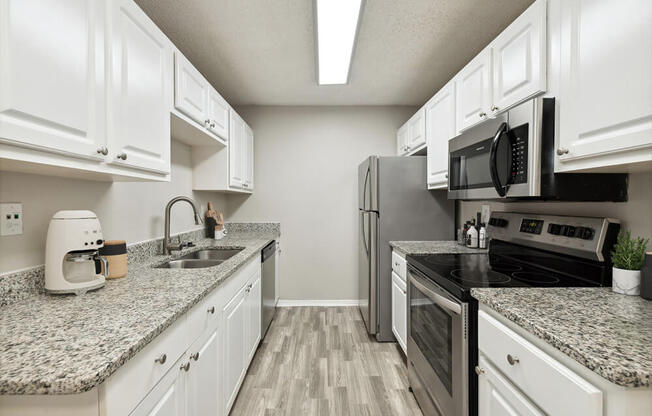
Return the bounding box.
[358,210,378,334]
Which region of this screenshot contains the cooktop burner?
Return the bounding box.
[450,269,512,284]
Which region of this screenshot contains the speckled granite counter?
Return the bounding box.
[471,287,652,388]
[0,231,278,395]
[389,240,487,256]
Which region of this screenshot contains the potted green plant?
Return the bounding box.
[610,231,649,295]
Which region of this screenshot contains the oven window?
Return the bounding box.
[410,282,453,394]
[449,137,494,190]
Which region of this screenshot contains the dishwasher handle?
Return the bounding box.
[262,240,276,262]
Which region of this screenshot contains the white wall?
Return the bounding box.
[0,141,227,273]
[228,106,416,301]
[459,172,652,241]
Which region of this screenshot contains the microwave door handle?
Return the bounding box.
[489,122,509,197]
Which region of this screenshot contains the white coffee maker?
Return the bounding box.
[45,210,108,294]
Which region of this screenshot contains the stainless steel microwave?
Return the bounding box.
[447,97,628,201]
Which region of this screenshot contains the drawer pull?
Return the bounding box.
[475,366,485,375]
[154,354,167,364]
[190,352,200,361]
[207,306,215,314]
[180,362,190,372]
[507,354,520,366]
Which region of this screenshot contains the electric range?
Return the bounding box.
[405,212,621,416]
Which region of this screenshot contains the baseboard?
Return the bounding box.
[276,299,360,307]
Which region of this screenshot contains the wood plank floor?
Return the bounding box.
[230,306,423,416]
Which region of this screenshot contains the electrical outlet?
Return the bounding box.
[1,203,23,236]
[481,204,491,224]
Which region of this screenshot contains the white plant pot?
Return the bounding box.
[612,267,641,295]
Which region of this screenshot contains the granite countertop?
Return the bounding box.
[471,287,652,388]
[0,231,278,395]
[389,240,488,256]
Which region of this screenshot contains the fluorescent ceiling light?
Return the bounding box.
[316,0,363,85]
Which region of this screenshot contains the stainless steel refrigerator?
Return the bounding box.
[358,156,455,341]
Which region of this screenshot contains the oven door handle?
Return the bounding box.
[489,122,509,197]
[410,273,462,315]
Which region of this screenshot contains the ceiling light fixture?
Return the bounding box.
[315,0,363,85]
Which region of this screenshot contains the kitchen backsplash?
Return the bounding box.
[0,223,279,307]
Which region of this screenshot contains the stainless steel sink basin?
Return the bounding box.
[157,259,223,269]
[179,248,243,261]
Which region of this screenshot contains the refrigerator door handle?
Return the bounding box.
[361,212,369,254]
[362,166,370,211]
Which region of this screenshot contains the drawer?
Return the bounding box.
[478,310,602,416]
[102,316,189,416]
[391,250,406,282]
[187,288,220,343]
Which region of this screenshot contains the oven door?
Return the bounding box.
[407,266,468,416]
[448,97,543,200]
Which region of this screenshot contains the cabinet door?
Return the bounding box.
[107,0,171,174]
[491,0,546,115]
[477,355,544,416]
[130,357,186,416]
[425,81,455,189]
[245,272,262,363]
[407,108,426,150]
[228,111,244,189]
[174,52,208,126]
[396,124,408,155]
[222,286,246,413]
[207,89,229,140]
[557,0,652,171]
[455,49,492,132]
[243,124,254,191]
[391,272,407,355]
[0,0,105,160]
[187,329,219,416]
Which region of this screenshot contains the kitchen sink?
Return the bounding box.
[156,259,224,269]
[178,248,244,261]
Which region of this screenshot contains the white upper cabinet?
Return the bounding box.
[0,0,106,160]
[455,49,493,133]
[207,89,230,140]
[407,108,426,151]
[229,110,245,189]
[426,80,455,189]
[556,0,652,172]
[396,123,409,155]
[243,124,254,191]
[491,0,546,116]
[106,0,171,174]
[174,52,209,126]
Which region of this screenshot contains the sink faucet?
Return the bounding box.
[164,196,203,255]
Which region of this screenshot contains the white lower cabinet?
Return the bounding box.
[222,285,247,413]
[391,271,407,355]
[186,329,220,416]
[477,355,543,416]
[130,354,187,416]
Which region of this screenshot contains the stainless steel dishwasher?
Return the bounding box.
[261,240,276,339]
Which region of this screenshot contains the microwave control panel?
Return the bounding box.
[509,130,528,184]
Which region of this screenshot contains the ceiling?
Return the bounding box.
[134,0,534,106]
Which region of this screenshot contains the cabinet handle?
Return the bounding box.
[96,146,108,156]
[154,354,167,364]
[207,306,215,314]
[402,289,406,295]
[190,352,200,361]
[445,173,448,179]
[506,354,520,366]
[491,105,499,112]
[117,152,127,160]
[556,148,569,156]
[204,119,211,126]
[180,362,190,372]
[479,112,487,118]
[210,122,216,128]
[475,366,485,375]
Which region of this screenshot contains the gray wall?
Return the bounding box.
[228,106,416,301]
[459,172,652,242]
[0,141,227,273]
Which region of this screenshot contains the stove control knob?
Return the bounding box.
[547,224,561,235]
[581,227,595,240]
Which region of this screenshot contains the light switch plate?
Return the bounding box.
[1,203,23,236]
